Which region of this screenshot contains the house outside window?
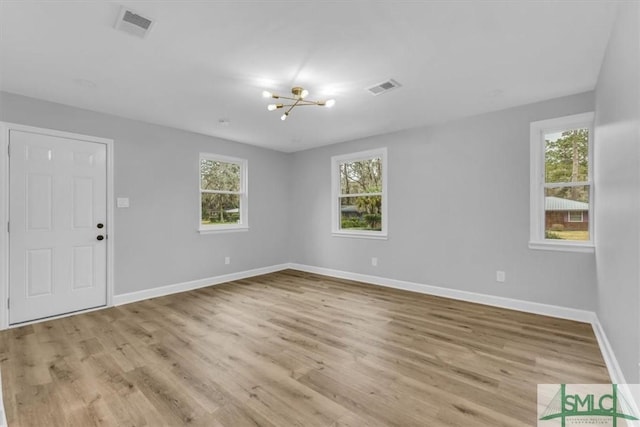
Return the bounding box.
[331,148,387,239]
[199,153,248,233]
[529,112,594,252]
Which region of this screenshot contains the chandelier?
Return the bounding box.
[262,87,335,121]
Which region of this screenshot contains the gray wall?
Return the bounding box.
[291,92,598,310]
[2,63,634,376]
[0,91,292,296]
[594,2,640,383]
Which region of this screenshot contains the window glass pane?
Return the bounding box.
[544,186,589,241]
[201,193,240,225]
[340,196,382,231]
[340,157,382,195]
[200,159,241,191]
[568,211,584,222]
[544,128,589,183]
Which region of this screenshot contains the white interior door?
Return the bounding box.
[9,129,107,324]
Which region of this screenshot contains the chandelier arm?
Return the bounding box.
[270,95,324,104]
[284,98,302,115]
[276,101,323,107]
[273,95,299,102]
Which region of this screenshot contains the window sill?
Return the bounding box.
[332,232,388,240]
[199,226,249,235]
[528,240,594,253]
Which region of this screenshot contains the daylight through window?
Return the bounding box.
[199,154,248,232]
[530,113,593,251]
[332,148,387,238]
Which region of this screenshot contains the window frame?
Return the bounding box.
[529,112,594,252]
[198,153,248,234]
[567,211,584,223]
[331,147,388,239]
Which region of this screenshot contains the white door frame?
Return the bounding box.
[0,122,114,329]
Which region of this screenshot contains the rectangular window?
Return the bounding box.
[530,112,593,252]
[199,153,248,233]
[568,211,584,222]
[331,148,387,238]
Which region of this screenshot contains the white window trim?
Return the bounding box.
[529,112,594,253]
[331,148,388,239]
[198,153,248,234]
[567,211,584,223]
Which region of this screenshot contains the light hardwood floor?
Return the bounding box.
[0,270,609,426]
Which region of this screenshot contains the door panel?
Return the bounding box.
[27,174,52,230]
[26,248,53,297]
[72,245,94,289]
[9,130,107,324]
[73,177,93,228]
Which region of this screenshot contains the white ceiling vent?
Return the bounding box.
[114,7,154,38]
[366,79,402,96]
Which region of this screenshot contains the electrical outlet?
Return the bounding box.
[496,270,506,283]
[371,257,378,267]
[225,256,230,265]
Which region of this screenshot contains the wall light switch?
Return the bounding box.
[496,271,506,283]
[117,197,130,208]
[371,257,378,267]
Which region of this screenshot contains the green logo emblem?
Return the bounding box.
[538,384,639,426]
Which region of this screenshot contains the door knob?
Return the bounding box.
[97,235,105,241]
[97,223,104,229]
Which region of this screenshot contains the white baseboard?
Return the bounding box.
[0,262,630,423]
[288,263,633,392]
[113,261,629,393]
[0,371,6,427]
[591,315,628,384]
[289,263,596,323]
[591,317,639,425]
[113,264,290,306]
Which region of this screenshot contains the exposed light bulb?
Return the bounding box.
[300,89,309,99]
[325,99,336,108]
[281,113,288,121]
[267,104,277,111]
[262,90,273,98]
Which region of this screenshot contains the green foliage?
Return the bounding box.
[363,213,381,230]
[207,212,239,224]
[338,157,384,232]
[340,210,382,231]
[200,160,240,191]
[200,158,242,224]
[545,231,561,239]
[545,129,589,202]
[355,195,381,216]
[341,217,367,229]
[340,158,382,195]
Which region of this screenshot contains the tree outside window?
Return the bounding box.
[544,129,590,241]
[529,112,593,252]
[332,148,387,238]
[199,154,248,232]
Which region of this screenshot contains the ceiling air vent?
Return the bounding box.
[114,7,154,38]
[366,79,402,96]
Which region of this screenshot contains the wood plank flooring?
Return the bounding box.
[0,270,610,426]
